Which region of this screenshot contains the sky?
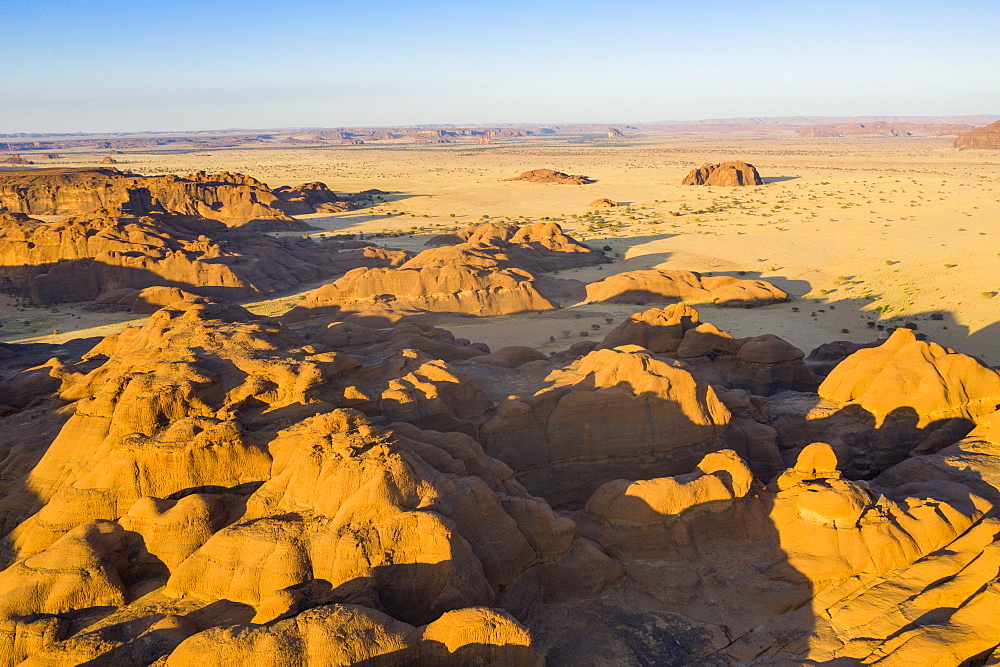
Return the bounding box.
[1,0,998,134]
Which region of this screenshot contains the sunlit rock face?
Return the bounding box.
[3,229,1000,663]
[954,120,1000,149]
[681,161,764,186]
[0,167,350,228]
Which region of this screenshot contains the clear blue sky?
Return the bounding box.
[1,0,997,133]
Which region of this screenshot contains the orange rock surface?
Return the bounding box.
[584,269,787,307]
[0,208,408,305]
[503,168,594,185]
[681,160,764,186]
[954,120,1000,149]
[0,167,351,230]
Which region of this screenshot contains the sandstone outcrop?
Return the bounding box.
[588,198,618,207]
[285,264,557,321]
[819,328,1000,425]
[0,155,32,165]
[584,449,753,525]
[0,297,624,664]
[0,209,408,305]
[564,442,997,664]
[595,305,814,396]
[420,222,606,273]
[682,161,764,186]
[954,120,1000,149]
[163,605,544,666]
[288,222,605,321]
[504,169,594,185]
[0,168,354,230]
[769,328,1000,478]
[585,269,787,307]
[2,289,1000,663]
[480,345,731,506]
[2,163,1000,666]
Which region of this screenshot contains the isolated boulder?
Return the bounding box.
[504,169,594,185]
[682,161,763,186]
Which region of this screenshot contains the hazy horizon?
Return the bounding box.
[2,0,998,134]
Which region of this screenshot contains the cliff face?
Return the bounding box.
[954,120,1000,149]
[0,168,351,230]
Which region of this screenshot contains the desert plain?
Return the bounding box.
[4,133,999,365]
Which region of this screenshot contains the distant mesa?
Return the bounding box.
[589,198,618,207]
[478,135,492,145]
[101,156,119,164]
[682,161,763,186]
[504,169,594,185]
[607,127,625,139]
[342,138,365,145]
[954,120,1000,149]
[584,269,787,307]
[0,167,356,230]
[799,121,976,138]
[1,154,33,165]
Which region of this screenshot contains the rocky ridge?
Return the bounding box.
[287,222,609,321]
[0,208,409,305]
[0,168,356,230]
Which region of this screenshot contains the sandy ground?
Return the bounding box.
[3,135,1000,365]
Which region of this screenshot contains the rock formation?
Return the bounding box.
[0,297,619,665]
[588,198,617,207]
[0,168,355,230]
[597,305,816,397]
[682,161,764,186]
[607,127,625,139]
[504,169,594,185]
[1,289,1000,664]
[769,328,1000,478]
[286,264,556,321]
[0,209,409,305]
[422,222,606,272]
[480,345,731,507]
[0,155,32,165]
[3,155,1000,665]
[288,222,606,321]
[954,120,1000,149]
[584,269,787,307]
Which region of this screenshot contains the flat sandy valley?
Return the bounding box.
[4,134,1000,364]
